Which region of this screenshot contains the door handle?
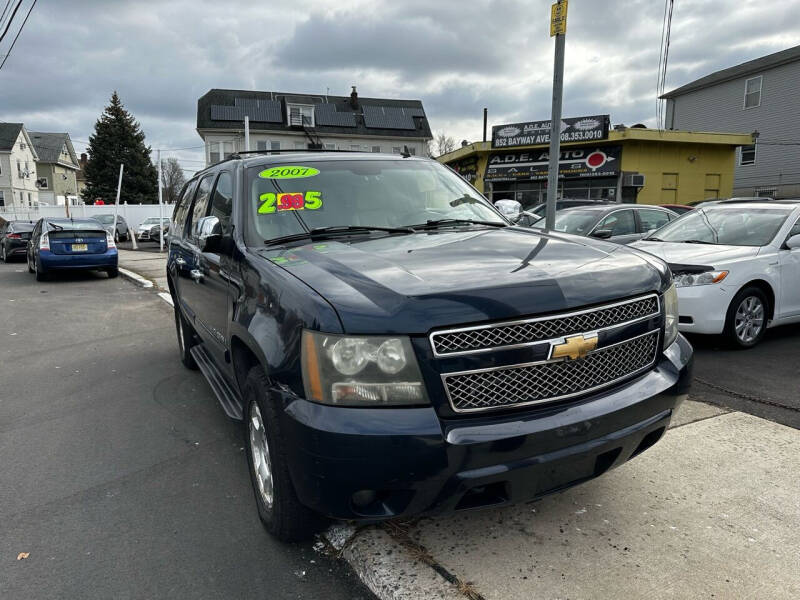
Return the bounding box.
[175,257,187,266]
[190,269,204,282]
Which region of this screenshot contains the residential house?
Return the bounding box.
[197,87,433,166]
[0,123,39,211]
[76,152,88,198]
[29,132,80,206]
[662,45,800,198]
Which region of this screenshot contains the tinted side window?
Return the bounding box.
[598,210,636,236]
[209,172,233,234]
[188,175,214,241]
[638,209,671,232]
[172,180,197,238]
[789,217,800,238]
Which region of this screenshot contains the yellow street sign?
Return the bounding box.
[550,0,568,36]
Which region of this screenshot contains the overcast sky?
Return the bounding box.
[2,0,799,174]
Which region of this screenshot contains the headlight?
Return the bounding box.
[301,331,429,406]
[663,283,679,349]
[674,270,728,288]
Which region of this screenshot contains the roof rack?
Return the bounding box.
[229,148,363,160]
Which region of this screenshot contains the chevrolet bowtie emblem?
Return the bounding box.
[550,333,598,361]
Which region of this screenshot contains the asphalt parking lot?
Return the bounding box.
[2,257,799,599]
[0,263,372,600]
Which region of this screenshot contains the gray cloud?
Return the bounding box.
[1,0,799,167]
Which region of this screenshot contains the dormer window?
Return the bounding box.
[287,104,314,127]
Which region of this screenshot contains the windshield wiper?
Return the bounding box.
[682,239,716,245]
[47,223,64,231]
[264,225,413,246]
[407,218,507,230]
[643,236,665,241]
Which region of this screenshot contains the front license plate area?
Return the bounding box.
[72,244,88,252]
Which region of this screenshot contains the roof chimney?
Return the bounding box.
[350,86,358,109]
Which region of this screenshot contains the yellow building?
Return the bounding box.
[438,124,753,208]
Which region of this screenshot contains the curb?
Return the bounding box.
[323,524,477,600]
[118,267,154,289]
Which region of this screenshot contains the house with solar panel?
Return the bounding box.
[196,87,433,166]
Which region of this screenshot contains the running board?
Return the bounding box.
[190,344,244,420]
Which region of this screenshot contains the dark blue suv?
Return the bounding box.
[167,152,692,541]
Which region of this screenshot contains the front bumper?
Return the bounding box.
[277,334,693,520]
[675,285,736,334]
[39,249,118,270]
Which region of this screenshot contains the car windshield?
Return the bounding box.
[142,218,166,225]
[94,215,115,224]
[531,210,599,234]
[245,159,504,244]
[650,207,792,246]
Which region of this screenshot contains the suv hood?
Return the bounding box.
[260,228,666,334]
[631,241,759,266]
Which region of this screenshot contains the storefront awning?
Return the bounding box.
[484,146,621,182]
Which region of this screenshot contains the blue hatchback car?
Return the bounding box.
[27,217,118,281]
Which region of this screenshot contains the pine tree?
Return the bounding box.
[83,92,158,204]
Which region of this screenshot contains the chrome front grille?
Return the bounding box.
[430,295,659,357]
[442,330,659,413]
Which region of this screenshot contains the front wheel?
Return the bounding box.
[724,286,768,348]
[244,367,325,542]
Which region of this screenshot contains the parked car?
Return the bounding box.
[0,220,35,262]
[26,217,118,281]
[632,201,800,347]
[532,204,679,244]
[660,204,694,215]
[167,152,692,542]
[91,214,130,242]
[528,198,611,216]
[688,196,772,208]
[137,217,170,242]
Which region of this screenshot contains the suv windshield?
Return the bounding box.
[142,218,167,225]
[245,159,504,244]
[649,207,792,246]
[94,215,115,224]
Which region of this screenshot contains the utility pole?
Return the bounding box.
[545,0,568,230]
[113,163,124,243]
[158,149,164,252]
[244,116,251,152]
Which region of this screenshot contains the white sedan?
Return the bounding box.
[632,201,800,348]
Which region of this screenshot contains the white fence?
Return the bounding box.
[0,203,175,230]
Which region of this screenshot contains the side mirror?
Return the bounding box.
[591,229,613,239]
[196,216,222,252]
[785,234,800,249]
[495,199,522,221]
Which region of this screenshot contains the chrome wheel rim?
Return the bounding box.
[734,296,764,344]
[249,402,274,509]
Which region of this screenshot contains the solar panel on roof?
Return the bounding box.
[363,106,416,130]
[314,103,357,127]
[210,99,282,123]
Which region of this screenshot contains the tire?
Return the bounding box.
[724,286,768,348]
[114,231,120,243]
[35,258,48,282]
[1,244,7,262]
[106,266,119,278]
[27,254,34,273]
[174,306,198,370]
[243,367,325,542]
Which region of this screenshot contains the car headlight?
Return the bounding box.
[673,270,728,288]
[301,330,429,406]
[663,283,679,349]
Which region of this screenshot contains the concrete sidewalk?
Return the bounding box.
[117,248,167,291]
[328,401,800,600]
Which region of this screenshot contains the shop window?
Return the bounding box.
[740,145,756,166]
[744,76,762,109]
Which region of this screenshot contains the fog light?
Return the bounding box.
[351,490,378,508]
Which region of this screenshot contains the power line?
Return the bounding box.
[0,0,20,46]
[0,0,13,29]
[0,0,35,72]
